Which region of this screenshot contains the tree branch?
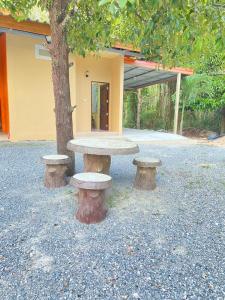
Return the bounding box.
[135,12,147,23]
[69,105,77,113]
[61,8,76,28]
[213,3,225,9]
[57,0,78,28]
[57,0,71,24]
[42,41,52,52]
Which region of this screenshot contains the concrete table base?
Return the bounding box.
[83,154,111,174]
[76,189,107,224]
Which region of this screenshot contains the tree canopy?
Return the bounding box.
[100,0,225,70]
[1,0,224,70]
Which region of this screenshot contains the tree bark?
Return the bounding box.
[49,0,75,175]
[136,89,142,129]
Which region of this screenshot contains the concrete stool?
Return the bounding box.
[133,157,162,190]
[70,172,112,224]
[42,155,70,188]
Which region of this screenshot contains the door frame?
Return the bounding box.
[91,81,110,131]
[0,33,9,134]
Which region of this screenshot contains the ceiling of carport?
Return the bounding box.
[124,64,178,90]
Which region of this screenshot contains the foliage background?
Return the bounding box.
[123,76,224,134]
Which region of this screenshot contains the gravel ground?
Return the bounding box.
[1,139,225,300]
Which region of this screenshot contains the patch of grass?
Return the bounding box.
[185,178,203,189]
[0,142,13,148]
[106,188,131,208]
[64,189,74,195]
[198,163,215,169]
[219,181,225,188]
[107,195,116,208]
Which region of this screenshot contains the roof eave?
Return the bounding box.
[0,14,50,35]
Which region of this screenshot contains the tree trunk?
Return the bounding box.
[220,107,225,135]
[136,89,142,129]
[49,0,75,175]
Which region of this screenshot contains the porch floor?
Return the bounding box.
[76,128,191,144]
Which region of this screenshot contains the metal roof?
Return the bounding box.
[124,64,177,90]
[124,58,193,90]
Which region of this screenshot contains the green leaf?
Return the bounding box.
[99,0,111,5]
[118,0,128,8]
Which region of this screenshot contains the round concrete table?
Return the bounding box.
[67,138,139,174]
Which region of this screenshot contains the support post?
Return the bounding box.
[173,73,181,134]
[179,100,185,135]
[136,88,142,129]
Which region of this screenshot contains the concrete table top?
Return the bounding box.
[42,154,70,165]
[67,138,139,156]
[71,172,112,190]
[133,157,162,168]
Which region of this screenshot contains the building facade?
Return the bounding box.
[0,31,124,141]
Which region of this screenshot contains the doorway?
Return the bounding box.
[0,33,9,134]
[91,82,109,131]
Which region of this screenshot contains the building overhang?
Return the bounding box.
[0,14,50,35]
[124,57,193,90]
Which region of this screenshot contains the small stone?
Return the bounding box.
[208,282,214,290]
[133,293,140,299]
[127,245,134,255]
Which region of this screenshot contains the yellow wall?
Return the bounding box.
[6,33,123,141]
[74,54,124,133]
[7,34,54,140]
[111,56,124,133]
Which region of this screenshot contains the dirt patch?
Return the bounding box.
[181,128,225,148]
[209,136,225,147]
[182,128,216,139]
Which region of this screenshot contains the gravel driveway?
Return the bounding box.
[1,140,225,299]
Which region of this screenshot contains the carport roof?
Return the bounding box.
[124,57,193,90]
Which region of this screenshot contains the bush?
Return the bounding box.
[141,110,166,130]
[183,110,220,133]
